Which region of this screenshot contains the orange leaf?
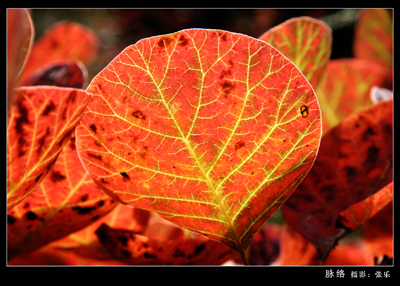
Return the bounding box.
[75,29,322,262]
[7,86,92,211]
[7,135,116,260]
[21,21,99,82]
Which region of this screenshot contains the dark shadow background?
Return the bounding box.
[30,9,359,81]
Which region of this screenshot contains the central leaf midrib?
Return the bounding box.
[139,34,244,252]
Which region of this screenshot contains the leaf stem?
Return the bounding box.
[240,248,250,265]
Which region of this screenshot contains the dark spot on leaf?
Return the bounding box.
[91,215,100,221]
[58,129,74,146]
[100,178,108,184]
[15,97,29,135]
[72,206,96,215]
[35,173,43,183]
[37,128,50,155]
[118,234,128,247]
[220,80,235,98]
[50,171,66,182]
[81,194,88,202]
[173,248,186,257]
[132,110,146,120]
[26,211,38,221]
[8,215,16,225]
[90,124,97,133]
[67,90,77,104]
[42,101,55,116]
[325,192,335,202]
[178,34,188,46]
[144,252,157,259]
[188,243,206,259]
[299,194,314,203]
[140,152,147,159]
[365,146,380,166]
[87,152,102,160]
[343,166,357,184]
[234,140,245,151]
[362,127,376,141]
[219,69,232,80]
[218,31,227,41]
[97,200,104,207]
[320,184,336,194]
[300,105,309,118]
[120,172,130,181]
[158,36,174,48]
[120,249,131,259]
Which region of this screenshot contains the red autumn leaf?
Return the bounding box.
[21,60,88,89]
[337,181,393,233]
[7,8,34,111]
[75,28,322,262]
[281,99,392,262]
[95,223,236,265]
[353,9,393,84]
[316,58,388,133]
[20,21,99,83]
[7,86,92,211]
[7,135,117,260]
[259,16,332,89]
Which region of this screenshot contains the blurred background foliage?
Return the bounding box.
[30,8,361,81]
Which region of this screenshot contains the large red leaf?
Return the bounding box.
[7,86,92,211]
[7,8,34,111]
[21,21,99,83]
[7,135,116,260]
[259,16,332,89]
[76,28,322,262]
[281,99,392,261]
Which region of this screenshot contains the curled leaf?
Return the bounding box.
[76,29,322,260]
[337,181,393,233]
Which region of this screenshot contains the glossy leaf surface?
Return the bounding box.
[7,86,92,211]
[76,29,322,257]
[259,16,332,89]
[281,99,392,261]
[21,21,99,82]
[337,181,392,233]
[316,59,388,133]
[7,135,116,260]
